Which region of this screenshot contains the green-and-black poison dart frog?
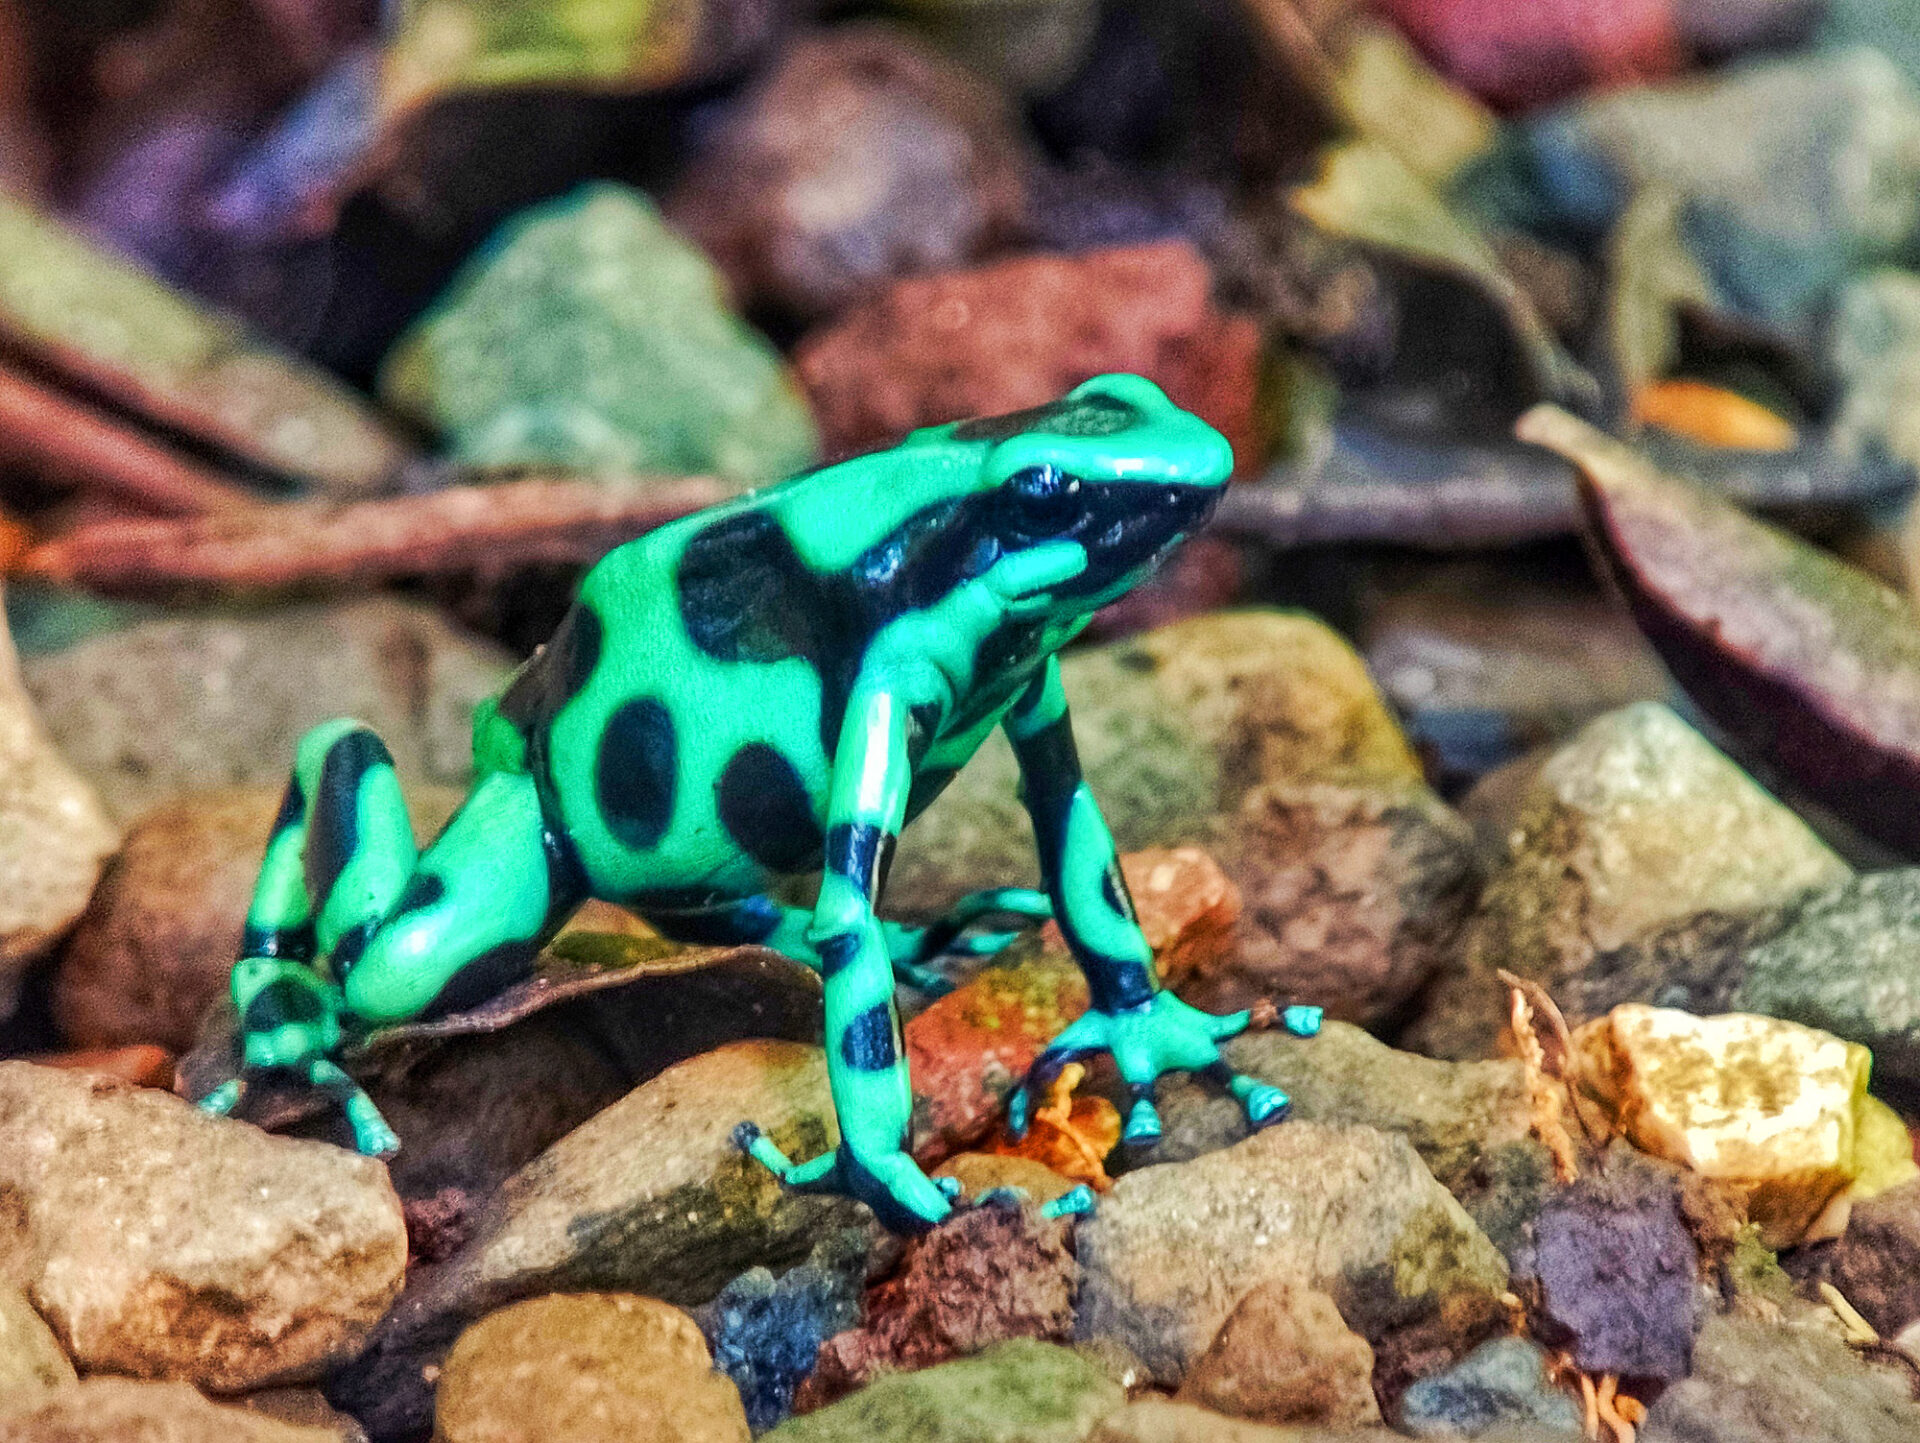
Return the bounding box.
[198,373,1323,1233]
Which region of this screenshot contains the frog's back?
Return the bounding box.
[489,444,984,904]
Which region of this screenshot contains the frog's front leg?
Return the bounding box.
[1002,659,1318,1146]
[735,684,956,1233]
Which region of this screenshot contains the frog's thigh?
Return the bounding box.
[340,771,580,1025]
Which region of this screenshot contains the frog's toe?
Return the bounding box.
[1242,1080,1292,1128]
[1122,1093,1163,1146]
[351,1110,402,1159]
[197,1078,245,1117]
[1282,1004,1324,1038]
[1042,1185,1097,1219]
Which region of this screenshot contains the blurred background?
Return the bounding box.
[2,0,1918,805]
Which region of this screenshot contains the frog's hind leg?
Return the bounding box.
[337,767,586,1026]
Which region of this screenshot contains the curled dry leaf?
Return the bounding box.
[23,472,733,598]
[1520,403,1920,859]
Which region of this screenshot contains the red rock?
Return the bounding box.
[908,848,1241,1164]
[793,242,1262,470]
[1377,0,1685,112]
[26,1042,176,1089]
[797,1202,1076,1410]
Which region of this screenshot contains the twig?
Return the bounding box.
[23,471,735,596]
[0,360,262,516]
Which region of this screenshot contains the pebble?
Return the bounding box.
[1075,1122,1508,1385]
[766,1339,1124,1443]
[0,1378,351,1441]
[1089,1397,1400,1442]
[327,1040,861,1438]
[0,595,119,1023]
[1409,702,1851,1059]
[381,182,817,487]
[1641,1307,1920,1442]
[434,1292,750,1443]
[0,1284,75,1413]
[53,785,460,1053]
[1174,1280,1381,1429]
[1398,1336,1583,1438]
[1138,1021,1540,1252]
[0,1061,406,1391]
[1532,1159,1700,1380]
[21,597,512,821]
[667,25,1030,321]
[695,1229,870,1433]
[1178,776,1478,1025]
[1570,1005,1915,1246]
[1734,870,1920,1092]
[804,1202,1077,1405]
[1824,1178,1920,1338]
[793,241,1260,467]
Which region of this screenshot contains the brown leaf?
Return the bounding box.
[1520,403,1920,857]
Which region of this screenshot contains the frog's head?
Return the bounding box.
[954,374,1233,616]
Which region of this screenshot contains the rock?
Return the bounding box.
[0,1284,75,1413]
[0,594,119,1022]
[382,183,816,487]
[382,0,783,114]
[1408,702,1850,1060]
[21,598,512,821]
[935,1154,1082,1207]
[667,25,1030,322]
[805,1203,1076,1407]
[1174,1280,1381,1429]
[23,1044,175,1089]
[1532,1158,1699,1380]
[793,241,1261,468]
[1075,1122,1508,1385]
[905,845,1245,1164]
[1399,1336,1583,1439]
[0,1378,350,1441]
[52,784,462,1053]
[1512,49,1920,342]
[1090,1397,1400,1443]
[1571,1005,1911,1247]
[890,610,1423,923]
[877,0,1103,96]
[766,1339,1124,1443]
[1374,0,1687,111]
[231,1388,370,1442]
[1177,778,1478,1025]
[1827,1178,1920,1338]
[1641,1307,1920,1442]
[1734,871,1920,1092]
[0,1061,406,1391]
[1360,569,1670,791]
[696,1229,871,1433]
[327,1040,862,1439]
[435,1292,750,1443]
[1138,1022,1542,1251]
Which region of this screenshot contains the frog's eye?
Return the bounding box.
[1005,466,1082,537]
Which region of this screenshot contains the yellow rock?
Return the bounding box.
[1571,1005,1903,1247]
[1852,1094,1920,1202]
[435,1292,749,1443]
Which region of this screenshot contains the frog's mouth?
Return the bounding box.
[1045,480,1223,601]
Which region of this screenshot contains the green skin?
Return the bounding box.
[199,374,1321,1233]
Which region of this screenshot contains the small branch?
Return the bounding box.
[0,360,262,516]
[23,471,736,596]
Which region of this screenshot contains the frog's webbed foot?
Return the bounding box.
[733,1123,956,1234]
[882,887,1053,992]
[1006,992,1321,1147]
[972,1182,1098,1220]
